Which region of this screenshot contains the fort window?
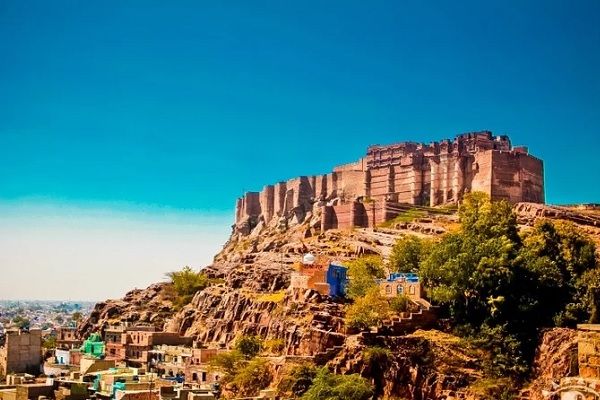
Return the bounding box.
[397,286,404,295]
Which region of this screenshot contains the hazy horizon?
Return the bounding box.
[0,200,231,301]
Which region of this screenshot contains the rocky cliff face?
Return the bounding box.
[522,328,578,400]
[327,330,485,400]
[78,201,599,398]
[77,282,175,338]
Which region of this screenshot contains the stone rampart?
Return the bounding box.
[234,131,545,233]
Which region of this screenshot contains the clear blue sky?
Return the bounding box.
[1,1,599,300]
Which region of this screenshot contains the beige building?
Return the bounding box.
[0,329,42,377]
[378,273,422,300]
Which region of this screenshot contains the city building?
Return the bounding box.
[56,327,82,350]
[148,346,220,385]
[289,254,348,297]
[378,273,422,299]
[103,325,193,369]
[0,329,42,377]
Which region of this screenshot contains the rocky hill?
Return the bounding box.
[77,201,600,399]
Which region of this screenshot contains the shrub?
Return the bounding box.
[277,363,319,397]
[362,346,392,368]
[264,338,286,354]
[390,294,410,313]
[208,350,243,378]
[165,266,211,309]
[231,358,272,397]
[256,290,286,303]
[234,335,263,359]
[301,368,373,400]
[346,255,385,300]
[345,287,390,330]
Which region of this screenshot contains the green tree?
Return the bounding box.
[72,311,83,323]
[471,324,529,378]
[165,266,211,309]
[389,235,431,273]
[389,294,410,314]
[42,336,57,349]
[418,192,600,380]
[301,368,373,400]
[231,358,272,397]
[518,220,598,327]
[208,350,244,378]
[345,287,390,330]
[277,364,319,398]
[13,315,30,330]
[419,193,520,328]
[346,255,385,299]
[234,335,263,359]
[582,268,600,324]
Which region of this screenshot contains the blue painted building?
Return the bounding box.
[326,263,348,297]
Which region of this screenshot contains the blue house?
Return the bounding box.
[326,263,348,297]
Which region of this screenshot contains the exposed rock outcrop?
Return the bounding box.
[77,282,175,338]
[76,191,600,399]
[524,328,578,400]
[328,330,484,400]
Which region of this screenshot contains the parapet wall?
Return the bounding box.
[234,131,545,233]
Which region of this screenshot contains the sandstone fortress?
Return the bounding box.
[235,131,544,234]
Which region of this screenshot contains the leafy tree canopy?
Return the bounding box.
[165,266,211,309]
[345,255,385,300]
[389,235,432,273]
[234,335,263,359]
[414,192,599,378]
[301,368,373,400]
[345,287,390,330]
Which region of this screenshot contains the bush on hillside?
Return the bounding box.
[301,368,373,400]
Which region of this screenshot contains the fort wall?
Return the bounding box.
[234,131,545,233]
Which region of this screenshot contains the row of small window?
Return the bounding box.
[384,285,416,295]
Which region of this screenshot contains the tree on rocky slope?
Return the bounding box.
[345,255,385,299]
[345,287,390,330]
[234,335,263,359]
[165,266,211,309]
[418,192,600,378]
[301,368,373,400]
[389,234,432,273]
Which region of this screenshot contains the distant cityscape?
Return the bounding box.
[0,300,95,336]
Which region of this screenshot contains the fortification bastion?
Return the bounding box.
[234,131,544,235]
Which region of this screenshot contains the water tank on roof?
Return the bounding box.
[302,253,315,265]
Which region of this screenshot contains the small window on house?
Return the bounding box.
[386,286,391,294]
[397,286,404,295]
[409,286,415,295]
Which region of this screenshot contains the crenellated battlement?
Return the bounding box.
[234,131,544,234]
